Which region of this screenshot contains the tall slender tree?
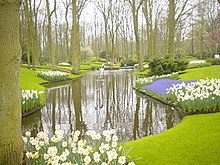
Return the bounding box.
[126,0,144,71]
[167,0,175,58]
[167,0,191,59]
[143,0,154,58]
[0,0,24,163]
[95,0,112,62]
[46,0,56,68]
[63,0,71,62]
[70,0,81,73]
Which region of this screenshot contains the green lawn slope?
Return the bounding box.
[20,67,82,91]
[125,113,220,165]
[179,65,220,80]
[126,65,220,165]
[20,67,82,110]
[20,68,47,91]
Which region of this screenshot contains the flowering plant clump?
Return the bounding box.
[58,62,71,67]
[142,79,195,96]
[37,71,70,81]
[22,90,44,112]
[23,125,136,165]
[135,72,178,88]
[166,78,220,112]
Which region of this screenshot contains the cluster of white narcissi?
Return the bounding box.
[21,90,43,111]
[37,71,70,80]
[135,72,178,87]
[23,125,136,165]
[22,90,39,103]
[166,78,220,112]
[167,78,220,101]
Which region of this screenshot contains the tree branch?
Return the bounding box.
[50,0,56,18]
[137,0,144,12]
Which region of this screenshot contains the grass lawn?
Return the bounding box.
[126,65,220,165]
[125,113,220,165]
[20,67,82,91]
[133,69,149,75]
[179,65,220,80]
[20,67,82,107]
[20,68,47,91]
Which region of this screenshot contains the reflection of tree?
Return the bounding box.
[143,100,153,136]
[58,88,61,125]
[104,75,112,129]
[95,79,104,110]
[71,79,87,133]
[133,96,140,140]
[166,109,173,129]
[68,86,73,133]
[22,110,42,137]
[52,89,56,134]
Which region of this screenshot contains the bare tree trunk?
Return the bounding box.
[46,0,55,68]
[55,9,59,63]
[63,0,71,62]
[143,0,153,59]
[0,1,24,164]
[104,19,110,62]
[71,0,80,73]
[167,0,175,59]
[33,0,42,66]
[24,0,31,68]
[128,0,144,71]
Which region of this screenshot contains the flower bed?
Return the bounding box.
[22,90,44,112]
[23,125,135,165]
[37,71,70,81]
[135,72,178,89]
[136,73,220,113]
[58,62,71,67]
[142,79,195,96]
[166,78,220,113]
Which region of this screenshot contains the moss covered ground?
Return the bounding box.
[126,65,220,165]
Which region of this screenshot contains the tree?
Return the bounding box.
[143,0,154,58]
[0,0,24,164]
[126,0,144,71]
[70,0,89,74]
[167,0,175,58]
[63,0,71,62]
[46,0,56,68]
[70,0,81,73]
[167,0,191,59]
[95,0,112,62]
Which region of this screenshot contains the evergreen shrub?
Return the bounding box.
[206,58,220,65]
[148,57,188,76]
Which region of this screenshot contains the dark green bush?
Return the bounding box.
[205,58,220,65]
[148,57,188,76]
[195,52,213,60]
[120,59,137,67]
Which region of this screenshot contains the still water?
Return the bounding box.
[22,70,182,141]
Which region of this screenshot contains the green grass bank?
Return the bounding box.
[20,67,81,112]
[125,112,220,165]
[126,65,220,164]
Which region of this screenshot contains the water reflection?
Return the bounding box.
[22,70,182,141]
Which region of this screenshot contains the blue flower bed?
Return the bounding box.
[142,78,196,96]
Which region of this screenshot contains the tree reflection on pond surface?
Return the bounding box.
[22,70,182,141]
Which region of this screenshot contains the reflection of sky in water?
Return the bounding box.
[22,70,182,142]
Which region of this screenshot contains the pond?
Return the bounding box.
[22,70,182,142]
